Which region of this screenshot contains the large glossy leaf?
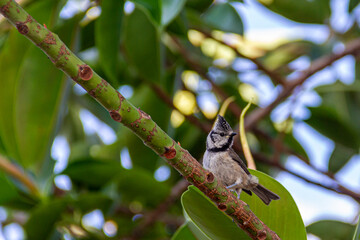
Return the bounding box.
[181,185,249,239]
[25,199,67,240]
[259,0,330,24]
[0,1,74,168]
[124,6,161,82]
[242,170,305,239]
[182,170,306,239]
[307,220,356,240]
[172,223,198,240]
[202,2,243,35]
[95,0,123,85]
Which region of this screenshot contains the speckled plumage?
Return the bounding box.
[203,115,280,205]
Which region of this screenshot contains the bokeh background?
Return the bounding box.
[0,0,360,239]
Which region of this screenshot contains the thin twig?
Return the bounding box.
[0,155,39,196]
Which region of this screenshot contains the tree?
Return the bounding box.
[0,0,359,239]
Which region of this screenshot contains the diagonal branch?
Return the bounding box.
[245,38,360,130]
[0,1,280,239]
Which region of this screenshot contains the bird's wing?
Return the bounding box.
[229,148,251,175]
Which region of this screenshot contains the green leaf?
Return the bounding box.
[74,193,113,213]
[62,159,122,189]
[259,0,330,24]
[305,106,360,150]
[283,133,309,162]
[187,220,213,240]
[116,168,171,207]
[0,172,19,205]
[0,1,75,168]
[328,143,356,173]
[124,6,161,82]
[95,0,123,85]
[307,220,356,240]
[242,170,305,239]
[25,199,67,240]
[349,0,359,13]
[315,80,360,134]
[172,223,198,240]
[181,170,306,239]
[161,0,186,26]
[132,0,186,26]
[132,0,161,24]
[181,185,250,239]
[186,0,213,12]
[353,215,360,240]
[202,3,244,35]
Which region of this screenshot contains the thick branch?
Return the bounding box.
[0,1,280,239]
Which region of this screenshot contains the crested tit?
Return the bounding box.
[203,115,280,205]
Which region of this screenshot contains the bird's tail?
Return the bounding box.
[252,184,280,205]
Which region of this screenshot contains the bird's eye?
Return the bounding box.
[220,133,225,137]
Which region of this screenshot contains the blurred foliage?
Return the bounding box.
[0,0,359,239]
[307,220,357,240]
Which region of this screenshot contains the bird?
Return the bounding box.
[202,115,280,205]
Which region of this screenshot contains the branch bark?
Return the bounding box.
[0,1,280,239]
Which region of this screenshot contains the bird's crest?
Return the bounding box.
[215,115,232,132]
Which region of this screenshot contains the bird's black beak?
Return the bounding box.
[231,132,237,137]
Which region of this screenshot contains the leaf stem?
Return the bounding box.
[0,155,39,196]
[239,101,256,170]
